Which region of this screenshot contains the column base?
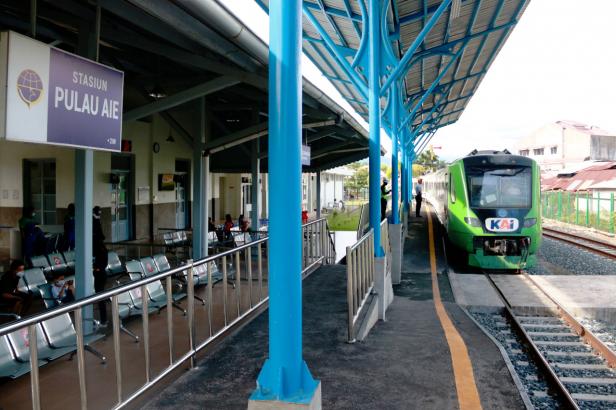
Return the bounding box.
[389,223,402,285]
[248,383,321,410]
[249,360,320,410]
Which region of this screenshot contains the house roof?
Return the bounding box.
[542,161,616,192]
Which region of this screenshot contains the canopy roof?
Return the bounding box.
[257,0,529,146]
[0,0,370,172]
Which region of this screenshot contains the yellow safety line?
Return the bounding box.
[427,205,483,410]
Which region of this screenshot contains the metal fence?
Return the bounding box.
[542,190,616,234]
[0,219,335,410]
[302,218,336,273]
[345,229,375,343]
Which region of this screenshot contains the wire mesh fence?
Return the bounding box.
[542,190,616,234]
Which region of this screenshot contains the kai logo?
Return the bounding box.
[485,218,519,232]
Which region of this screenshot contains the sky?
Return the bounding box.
[222,0,616,162]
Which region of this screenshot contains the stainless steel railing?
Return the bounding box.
[380,218,392,263]
[345,229,375,343]
[0,218,335,410]
[302,218,336,273]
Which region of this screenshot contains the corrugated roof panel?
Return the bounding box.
[258,0,531,145]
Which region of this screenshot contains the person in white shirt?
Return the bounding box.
[414,178,423,217]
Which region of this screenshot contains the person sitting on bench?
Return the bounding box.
[0,260,32,316]
[51,272,75,304]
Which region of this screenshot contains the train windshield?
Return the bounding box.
[466,166,532,208]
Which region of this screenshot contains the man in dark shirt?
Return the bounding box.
[93,206,108,325]
[381,179,391,221]
[0,260,32,316]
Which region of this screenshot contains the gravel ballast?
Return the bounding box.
[530,237,616,275]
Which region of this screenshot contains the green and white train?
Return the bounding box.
[423,150,542,270]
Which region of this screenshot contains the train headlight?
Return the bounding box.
[523,218,537,228]
[464,217,482,227]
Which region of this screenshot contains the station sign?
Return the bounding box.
[0,31,124,151]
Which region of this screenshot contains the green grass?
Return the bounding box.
[327,210,360,231]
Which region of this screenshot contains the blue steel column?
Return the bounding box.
[400,149,409,214]
[74,11,99,325]
[390,86,400,224]
[192,97,205,260]
[368,0,383,256]
[75,151,93,302]
[251,0,318,403]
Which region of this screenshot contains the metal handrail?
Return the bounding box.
[346,229,375,342]
[0,219,335,410]
[0,238,268,336]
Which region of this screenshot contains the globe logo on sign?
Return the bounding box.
[16,69,44,108]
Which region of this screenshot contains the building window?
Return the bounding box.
[24,159,56,225]
[519,150,529,156]
[550,146,558,155]
[533,148,544,156]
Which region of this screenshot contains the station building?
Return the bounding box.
[0,2,369,264]
[516,120,616,172]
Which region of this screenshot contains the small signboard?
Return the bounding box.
[0,31,124,151]
[301,144,311,166]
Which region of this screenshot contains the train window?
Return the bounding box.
[449,173,456,203]
[466,166,531,208]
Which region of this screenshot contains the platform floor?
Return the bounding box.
[145,209,525,410]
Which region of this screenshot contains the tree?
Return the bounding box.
[380,163,392,180]
[345,164,369,199]
[412,163,426,175]
[414,149,445,173]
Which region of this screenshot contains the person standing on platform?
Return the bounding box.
[63,203,75,251]
[414,178,423,217]
[92,206,108,326]
[380,179,391,221]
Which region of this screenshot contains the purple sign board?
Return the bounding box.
[1,31,124,151]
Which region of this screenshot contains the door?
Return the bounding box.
[174,159,190,229]
[111,154,133,242]
[111,173,130,242]
[23,159,56,225]
[241,181,251,216]
[175,182,187,229]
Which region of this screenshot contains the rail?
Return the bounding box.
[486,272,616,409]
[543,226,616,260]
[345,229,375,342]
[483,273,579,409]
[0,218,334,410]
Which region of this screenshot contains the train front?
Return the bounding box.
[455,154,541,270]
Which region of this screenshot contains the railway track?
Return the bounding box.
[485,273,616,409]
[543,227,616,259]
